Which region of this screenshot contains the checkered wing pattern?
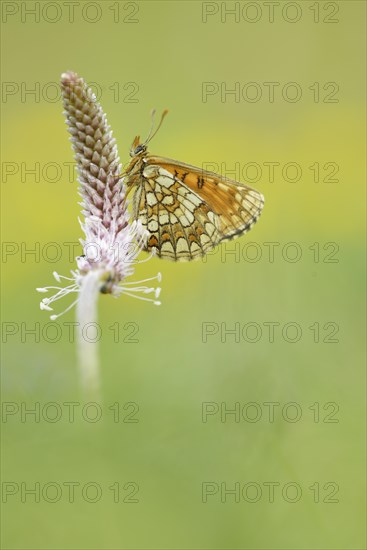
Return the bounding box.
[151,157,265,242]
[131,157,264,261]
[132,164,222,261]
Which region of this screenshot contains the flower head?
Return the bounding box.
[37,71,161,319]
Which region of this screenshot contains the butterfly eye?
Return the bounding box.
[134,144,145,155]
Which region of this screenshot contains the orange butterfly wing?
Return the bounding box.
[146,156,264,241]
[131,162,222,261]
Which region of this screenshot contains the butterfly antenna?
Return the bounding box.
[144,109,168,145]
[143,109,156,144]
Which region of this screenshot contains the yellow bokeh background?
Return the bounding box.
[1,1,365,548]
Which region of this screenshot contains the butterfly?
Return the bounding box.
[122,111,264,261]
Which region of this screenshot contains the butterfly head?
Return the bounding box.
[130,136,147,157]
[129,109,168,158]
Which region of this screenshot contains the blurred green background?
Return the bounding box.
[1,1,365,549]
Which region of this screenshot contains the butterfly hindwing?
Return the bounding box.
[132,164,222,261]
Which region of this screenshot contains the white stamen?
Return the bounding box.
[122,290,161,305]
[49,298,80,321]
[40,302,53,311]
[136,250,157,264]
[121,273,162,286]
[53,271,76,283]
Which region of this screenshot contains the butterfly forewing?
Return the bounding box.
[145,156,264,240]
